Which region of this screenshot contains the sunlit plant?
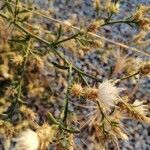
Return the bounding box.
[0,0,150,149]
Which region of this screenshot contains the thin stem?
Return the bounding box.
[96,101,111,124]
[62,65,72,124]
[105,12,114,23]
[48,112,80,133]
[102,19,134,26]
[17,22,103,82]
[96,101,105,122]
[73,66,102,82]
[119,71,139,81]
[78,73,89,86]
[53,32,81,45]
[51,50,103,82]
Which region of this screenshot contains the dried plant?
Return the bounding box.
[0,0,150,150]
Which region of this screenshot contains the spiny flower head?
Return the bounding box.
[71,83,83,97]
[37,123,56,150]
[84,87,98,100]
[0,98,11,115]
[109,112,128,141]
[139,62,150,76]
[83,81,122,111]
[0,120,14,138]
[118,100,150,124]
[11,54,24,66]
[126,57,142,74]
[133,5,150,20]
[105,0,120,13]
[133,5,150,30]
[20,105,37,120]
[87,20,104,32]
[89,39,104,49]
[27,81,44,98]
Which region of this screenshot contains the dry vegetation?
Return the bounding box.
[0,0,150,150]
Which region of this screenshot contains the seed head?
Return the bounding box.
[97,80,122,110]
[139,63,150,76]
[15,129,39,150]
[84,87,98,100]
[71,83,83,97]
[37,123,56,150]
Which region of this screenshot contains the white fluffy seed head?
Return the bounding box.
[15,129,39,150]
[98,80,121,110]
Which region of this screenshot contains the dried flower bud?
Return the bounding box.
[139,63,150,76]
[15,120,30,132]
[71,83,83,97]
[20,105,37,120]
[118,100,150,124]
[137,18,150,30]
[105,0,120,13]
[67,134,74,150]
[126,58,142,74]
[87,20,104,32]
[133,5,150,30]
[84,87,98,100]
[89,39,104,49]
[37,123,56,150]
[0,120,14,137]
[28,82,44,98]
[11,54,24,66]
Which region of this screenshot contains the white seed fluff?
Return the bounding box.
[15,129,39,150]
[98,80,121,110]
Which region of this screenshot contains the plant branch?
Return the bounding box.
[102,19,134,26]
[48,112,80,133]
[119,71,139,81]
[62,65,72,124]
[0,12,103,83]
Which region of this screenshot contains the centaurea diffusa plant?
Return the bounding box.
[0,0,150,150]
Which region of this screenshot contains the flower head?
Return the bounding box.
[37,123,56,150]
[71,83,83,97]
[15,129,39,150]
[87,20,104,32]
[139,62,150,76]
[84,87,98,100]
[105,0,120,13]
[83,80,122,110]
[133,5,150,30]
[11,54,23,66]
[97,80,122,110]
[118,100,150,124]
[20,105,37,120]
